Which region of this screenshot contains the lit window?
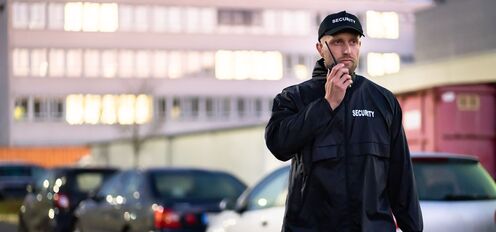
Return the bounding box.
[99,3,118,32]
[135,95,152,124]
[82,2,100,32]
[136,51,150,78]
[13,49,29,76]
[66,95,84,125]
[84,50,100,77]
[66,49,82,77]
[31,49,48,77]
[101,50,117,78]
[12,2,29,29]
[153,51,168,78]
[84,95,101,124]
[366,11,399,39]
[201,52,215,76]
[367,52,400,77]
[64,2,118,32]
[118,95,136,125]
[29,3,46,29]
[48,3,64,30]
[215,50,283,80]
[263,11,277,35]
[101,95,117,124]
[49,49,65,77]
[64,2,83,31]
[134,6,149,32]
[119,50,135,78]
[14,98,29,121]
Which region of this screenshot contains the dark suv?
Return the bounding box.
[18,167,118,232]
[0,161,44,200]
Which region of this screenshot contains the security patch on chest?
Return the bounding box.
[352,109,375,118]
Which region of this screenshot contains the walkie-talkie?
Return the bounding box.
[325,41,352,88]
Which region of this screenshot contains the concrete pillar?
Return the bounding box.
[0,0,10,145]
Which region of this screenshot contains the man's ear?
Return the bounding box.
[316,42,324,58]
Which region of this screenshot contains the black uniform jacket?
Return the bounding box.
[265,59,423,232]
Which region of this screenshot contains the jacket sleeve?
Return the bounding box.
[265,87,336,161]
[387,99,423,232]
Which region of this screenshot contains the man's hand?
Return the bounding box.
[324,63,353,110]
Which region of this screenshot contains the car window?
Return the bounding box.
[65,170,116,194]
[0,165,33,177]
[151,171,245,201]
[122,171,141,201]
[414,159,496,200]
[97,172,122,198]
[246,167,289,211]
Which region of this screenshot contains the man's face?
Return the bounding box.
[317,32,362,74]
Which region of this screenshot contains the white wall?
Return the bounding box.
[90,125,287,185]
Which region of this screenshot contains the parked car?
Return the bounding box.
[0,161,44,200]
[74,167,247,232]
[207,152,496,232]
[18,167,118,232]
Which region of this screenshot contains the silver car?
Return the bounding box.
[207,152,496,232]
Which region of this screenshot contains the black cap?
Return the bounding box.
[318,11,364,41]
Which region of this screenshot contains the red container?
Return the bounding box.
[398,84,495,177]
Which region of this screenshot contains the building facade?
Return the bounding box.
[1,0,432,147]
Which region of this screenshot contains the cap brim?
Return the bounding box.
[324,25,364,37]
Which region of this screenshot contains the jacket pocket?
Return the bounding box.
[312,144,340,162]
[348,142,390,158]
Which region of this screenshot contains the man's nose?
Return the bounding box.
[342,43,351,54]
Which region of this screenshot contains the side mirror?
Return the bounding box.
[219,198,236,211]
[26,183,36,193]
[234,197,248,214]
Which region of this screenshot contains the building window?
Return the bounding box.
[215,50,283,80]
[221,98,231,118]
[366,11,399,39]
[101,50,117,78]
[156,97,167,120]
[237,98,246,118]
[12,49,29,76]
[217,9,261,26]
[66,94,152,125]
[66,49,83,77]
[84,50,100,77]
[134,6,149,32]
[457,94,480,111]
[29,2,46,29]
[119,50,135,78]
[14,98,29,121]
[152,6,167,32]
[205,98,214,118]
[168,7,183,33]
[49,49,65,77]
[136,51,151,78]
[118,4,134,31]
[367,52,400,77]
[171,97,182,120]
[48,3,64,30]
[30,49,48,77]
[64,2,118,32]
[12,2,29,29]
[153,51,168,78]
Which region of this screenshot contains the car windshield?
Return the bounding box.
[0,166,33,177]
[150,171,245,202]
[66,170,116,194]
[413,158,496,201]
